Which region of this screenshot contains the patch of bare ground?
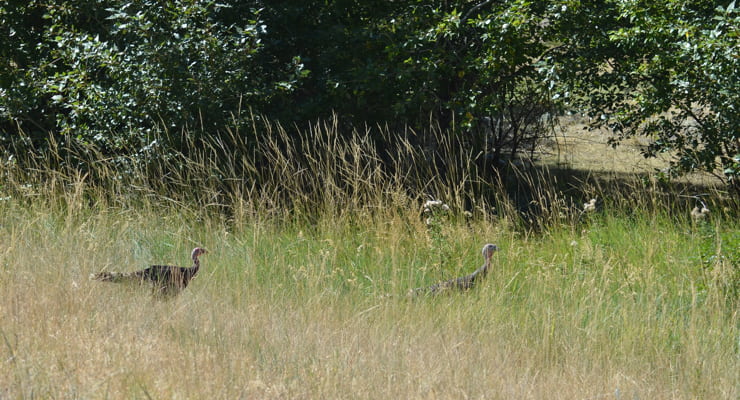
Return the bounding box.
[540,114,720,188]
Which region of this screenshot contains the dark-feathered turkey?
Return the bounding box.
[91,247,207,297]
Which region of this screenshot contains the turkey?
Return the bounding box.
[411,243,499,296]
[91,247,208,297]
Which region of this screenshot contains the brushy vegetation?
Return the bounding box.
[0,125,737,399]
[3,1,739,189]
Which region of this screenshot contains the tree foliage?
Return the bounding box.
[1,0,738,191]
[1,0,298,155]
[261,0,561,167]
[551,0,740,190]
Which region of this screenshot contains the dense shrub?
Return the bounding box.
[1,0,738,193]
[0,0,300,158]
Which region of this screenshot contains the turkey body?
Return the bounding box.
[92,247,207,297]
[411,243,498,296]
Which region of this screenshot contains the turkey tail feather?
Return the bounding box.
[90,271,136,283]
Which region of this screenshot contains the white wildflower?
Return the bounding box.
[690,206,710,221]
[423,199,443,209]
[583,198,597,213]
[422,199,450,214]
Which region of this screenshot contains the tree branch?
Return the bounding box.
[462,0,500,23]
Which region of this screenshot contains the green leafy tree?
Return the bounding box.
[256,1,396,125]
[551,0,740,192]
[370,1,561,169]
[260,1,561,168]
[1,0,299,159]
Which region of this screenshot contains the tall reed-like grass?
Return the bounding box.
[0,120,737,398]
[4,116,735,225]
[0,194,736,399]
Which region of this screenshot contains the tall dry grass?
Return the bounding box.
[0,121,737,398]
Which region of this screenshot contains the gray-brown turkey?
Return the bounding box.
[91,247,207,297]
[411,243,499,296]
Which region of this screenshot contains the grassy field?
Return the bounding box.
[0,124,738,399]
[0,190,737,399]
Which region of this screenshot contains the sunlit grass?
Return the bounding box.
[0,119,737,398]
[0,190,736,399]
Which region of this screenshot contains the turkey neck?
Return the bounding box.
[190,256,201,272]
[476,256,492,277]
